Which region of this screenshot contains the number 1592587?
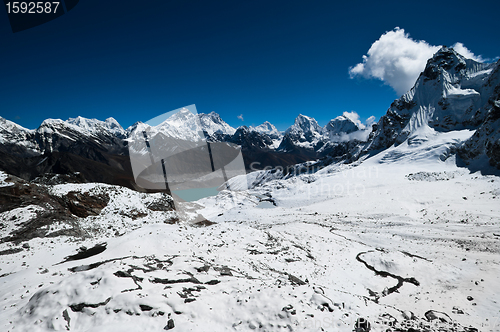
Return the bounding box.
[5,2,60,14]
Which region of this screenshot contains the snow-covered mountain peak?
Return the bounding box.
[165,107,196,123]
[144,109,204,142]
[363,45,500,170]
[277,114,326,152]
[0,116,35,147]
[103,117,125,136]
[127,110,235,144]
[250,121,282,139]
[419,47,491,87]
[288,114,322,135]
[198,111,236,137]
[126,121,149,136]
[0,116,32,133]
[66,116,126,137]
[426,46,466,69]
[67,115,93,127]
[325,114,363,136]
[40,118,65,127]
[37,118,73,135]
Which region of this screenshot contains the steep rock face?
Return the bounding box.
[278,114,370,160]
[277,115,326,156]
[0,117,39,157]
[220,126,308,171]
[282,114,323,148]
[324,115,363,141]
[35,119,127,160]
[360,47,500,170]
[247,122,283,150]
[457,64,500,169]
[228,126,276,150]
[0,116,134,189]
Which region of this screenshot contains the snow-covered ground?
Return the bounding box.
[1,129,500,332]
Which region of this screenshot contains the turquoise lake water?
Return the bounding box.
[172,186,220,202]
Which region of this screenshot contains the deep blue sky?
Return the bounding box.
[1,0,499,131]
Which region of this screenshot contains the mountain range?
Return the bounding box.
[1,46,499,193]
[0,106,370,191]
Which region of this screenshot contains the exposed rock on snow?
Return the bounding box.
[0,172,177,244]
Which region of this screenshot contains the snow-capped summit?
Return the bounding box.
[67,116,126,138]
[359,46,500,170]
[198,111,236,138]
[0,116,33,141]
[126,108,205,148]
[277,114,324,152]
[227,125,278,150]
[35,116,126,139]
[0,116,39,156]
[154,108,205,141]
[324,114,363,140]
[287,114,322,136]
[250,121,281,138]
[365,46,494,150]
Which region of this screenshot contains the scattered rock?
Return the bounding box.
[205,280,220,285]
[218,266,232,276]
[146,194,174,212]
[151,276,201,285]
[424,310,451,322]
[195,265,210,273]
[164,319,175,330]
[58,243,107,264]
[62,309,71,329]
[288,274,306,286]
[402,310,416,320]
[0,247,24,256]
[465,328,478,332]
[139,304,153,311]
[192,219,216,227]
[281,304,296,315]
[69,297,111,312]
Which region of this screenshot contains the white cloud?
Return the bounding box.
[365,115,376,126]
[349,28,440,95]
[342,111,365,129]
[329,111,377,143]
[237,114,244,121]
[349,28,484,96]
[451,42,483,62]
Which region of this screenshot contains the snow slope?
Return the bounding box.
[1,128,499,331]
